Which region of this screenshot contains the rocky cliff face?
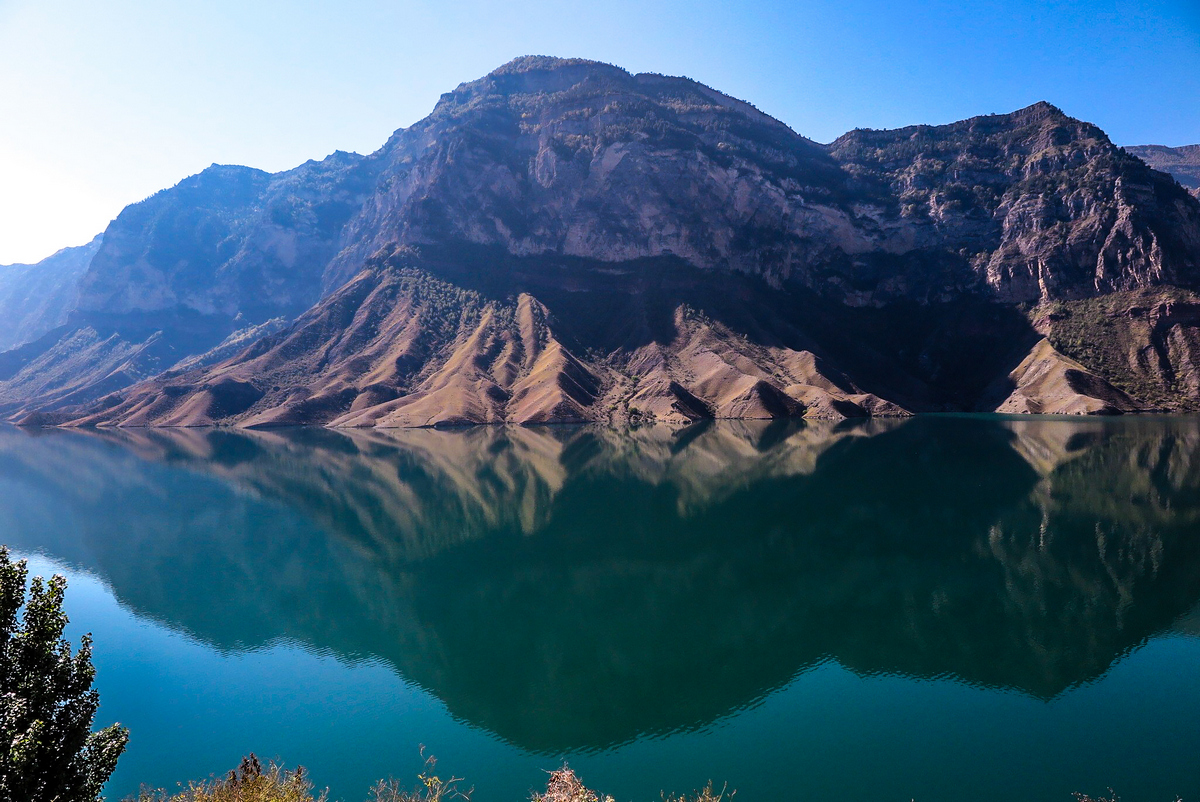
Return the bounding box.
[77,153,374,320]
[831,108,1200,303]
[321,57,855,293]
[331,61,1200,306]
[6,56,1200,426]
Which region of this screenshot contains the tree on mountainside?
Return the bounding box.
[0,546,128,802]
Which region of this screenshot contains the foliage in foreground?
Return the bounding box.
[368,751,469,802]
[1074,792,1184,802]
[131,755,325,802]
[127,756,730,802]
[130,752,474,802]
[120,751,1190,802]
[531,767,727,802]
[0,546,129,802]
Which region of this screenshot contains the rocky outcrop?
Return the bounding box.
[5,57,1200,425]
[831,107,1200,303]
[1030,288,1200,412]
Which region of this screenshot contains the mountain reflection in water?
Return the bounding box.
[1,417,1199,755]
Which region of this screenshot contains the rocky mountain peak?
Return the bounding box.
[429,56,633,118]
[1008,99,1066,121]
[331,55,842,292]
[491,55,620,74]
[829,100,1108,159]
[419,54,799,140]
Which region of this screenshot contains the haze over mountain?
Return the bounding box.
[5,56,1200,427]
[0,235,102,353]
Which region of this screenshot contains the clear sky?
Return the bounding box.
[1,0,1198,264]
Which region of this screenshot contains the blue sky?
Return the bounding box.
[1,0,1197,263]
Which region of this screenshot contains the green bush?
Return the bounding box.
[0,546,129,802]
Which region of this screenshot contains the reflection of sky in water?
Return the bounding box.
[1,417,1199,801]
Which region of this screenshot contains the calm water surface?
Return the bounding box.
[0,417,1198,801]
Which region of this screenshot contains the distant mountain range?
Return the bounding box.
[5,56,1200,426]
[0,235,102,353]
[1128,144,1200,199]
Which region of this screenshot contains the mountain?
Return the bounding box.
[0,235,102,352]
[7,56,1200,426]
[1128,144,1200,199]
[0,153,375,417]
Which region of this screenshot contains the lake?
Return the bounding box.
[0,416,1198,802]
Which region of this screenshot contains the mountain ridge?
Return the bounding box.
[5,56,1200,426]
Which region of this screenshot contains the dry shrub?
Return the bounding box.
[128,753,729,802]
[530,767,730,802]
[1074,794,1184,802]
[531,767,613,802]
[127,754,325,802]
[369,750,471,802]
[663,781,732,802]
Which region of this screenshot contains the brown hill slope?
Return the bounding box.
[58,246,908,427]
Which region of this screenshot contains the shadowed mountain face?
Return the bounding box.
[5,57,1200,423]
[2,417,1199,753]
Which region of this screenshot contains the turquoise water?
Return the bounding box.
[0,417,1198,801]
